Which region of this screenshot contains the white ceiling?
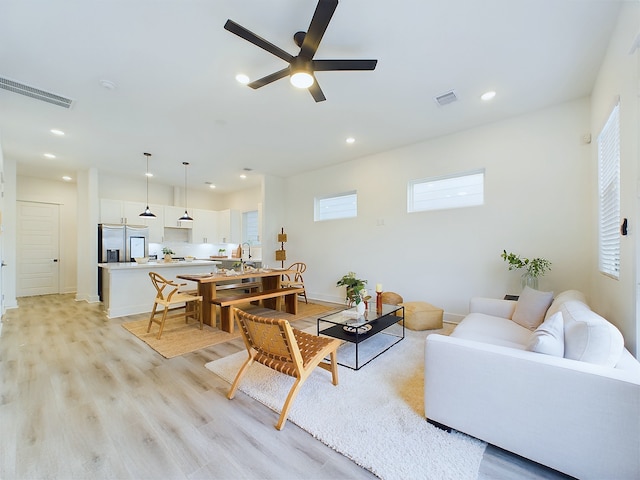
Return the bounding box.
[0,0,624,193]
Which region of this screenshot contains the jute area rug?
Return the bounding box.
[122,301,335,359]
[205,325,487,480]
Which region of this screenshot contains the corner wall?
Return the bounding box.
[590,2,640,355]
[285,98,593,319]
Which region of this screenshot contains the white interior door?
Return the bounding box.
[17,201,60,297]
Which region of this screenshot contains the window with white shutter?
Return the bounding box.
[598,102,620,279]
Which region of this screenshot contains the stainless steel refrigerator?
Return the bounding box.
[98,223,149,263]
[98,223,149,299]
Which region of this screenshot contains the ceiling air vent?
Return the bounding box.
[0,76,73,108]
[434,90,458,107]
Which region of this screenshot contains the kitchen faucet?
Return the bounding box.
[241,242,252,259]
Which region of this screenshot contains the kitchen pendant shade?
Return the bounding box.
[179,210,193,222]
[178,161,193,222]
[140,205,156,218]
[139,152,156,218]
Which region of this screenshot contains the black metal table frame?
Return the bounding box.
[317,304,405,370]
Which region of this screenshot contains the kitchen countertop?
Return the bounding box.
[98,259,222,270]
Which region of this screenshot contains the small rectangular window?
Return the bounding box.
[598,102,620,279]
[408,169,484,213]
[242,210,259,243]
[314,191,357,221]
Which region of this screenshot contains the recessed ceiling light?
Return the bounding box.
[235,73,250,84]
[481,91,496,101]
[50,129,65,136]
[346,137,355,144]
[44,153,56,159]
[205,181,216,189]
[240,174,247,179]
[62,176,72,181]
[145,172,153,177]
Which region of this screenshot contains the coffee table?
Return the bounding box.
[317,304,405,370]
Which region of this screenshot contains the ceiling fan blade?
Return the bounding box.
[312,59,378,71]
[224,19,294,63]
[299,0,338,59]
[248,68,290,89]
[308,78,326,102]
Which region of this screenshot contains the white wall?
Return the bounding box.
[285,98,593,319]
[590,3,640,355]
[98,172,225,210]
[2,159,16,309]
[16,175,78,294]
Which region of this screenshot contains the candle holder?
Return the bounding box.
[376,291,383,314]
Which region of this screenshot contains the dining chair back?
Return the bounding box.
[228,307,341,430]
[281,262,308,303]
[147,272,203,339]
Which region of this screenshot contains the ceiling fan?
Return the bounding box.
[224,0,377,102]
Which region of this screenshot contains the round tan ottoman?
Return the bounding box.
[400,301,444,330]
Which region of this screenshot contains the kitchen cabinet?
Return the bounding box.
[140,204,164,242]
[100,199,148,225]
[217,209,240,243]
[163,206,193,229]
[191,209,218,244]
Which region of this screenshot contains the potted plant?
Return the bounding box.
[162,247,175,262]
[501,250,552,290]
[336,272,371,309]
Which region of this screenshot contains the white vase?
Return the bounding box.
[356,302,366,316]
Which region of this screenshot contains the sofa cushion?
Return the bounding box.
[526,311,564,357]
[512,286,554,331]
[560,300,624,367]
[545,289,587,320]
[450,313,531,349]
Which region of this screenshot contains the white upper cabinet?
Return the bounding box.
[100,199,146,225]
[218,209,240,243]
[163,206,193,229]
[191,209,218,244]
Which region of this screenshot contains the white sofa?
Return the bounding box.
[424,289,640,480]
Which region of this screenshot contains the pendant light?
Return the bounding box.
[178,161,193,222]
[139,152,156,218]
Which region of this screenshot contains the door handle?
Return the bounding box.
[52,259,59,262]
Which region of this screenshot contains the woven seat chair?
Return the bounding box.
[147,272,203,339]
[228,308,341,430]
[281,262,308,304]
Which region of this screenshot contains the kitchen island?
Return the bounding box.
[99,260,221,318]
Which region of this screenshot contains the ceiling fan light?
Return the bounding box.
[290,71,314,89]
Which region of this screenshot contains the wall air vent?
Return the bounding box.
[0,76,74,108]
[434,90,458,107]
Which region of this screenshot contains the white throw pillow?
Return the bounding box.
[512,286,554,331]
[526,311,564,356]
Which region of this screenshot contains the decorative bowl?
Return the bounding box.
[185,256,195,262]
[134,257,149,264]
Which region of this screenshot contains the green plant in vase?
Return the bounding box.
[501,250,552,290]
[336,272,371,306]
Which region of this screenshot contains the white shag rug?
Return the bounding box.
[205,328,487,480]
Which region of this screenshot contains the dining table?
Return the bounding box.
[176,268,294,331]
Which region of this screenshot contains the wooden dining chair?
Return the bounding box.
[228,308,341,430]
[147,272,203,339]
[281,262,308,303]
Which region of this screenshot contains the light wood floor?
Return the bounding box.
[0,294,573,479]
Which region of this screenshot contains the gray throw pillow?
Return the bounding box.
[512,286,554,330]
